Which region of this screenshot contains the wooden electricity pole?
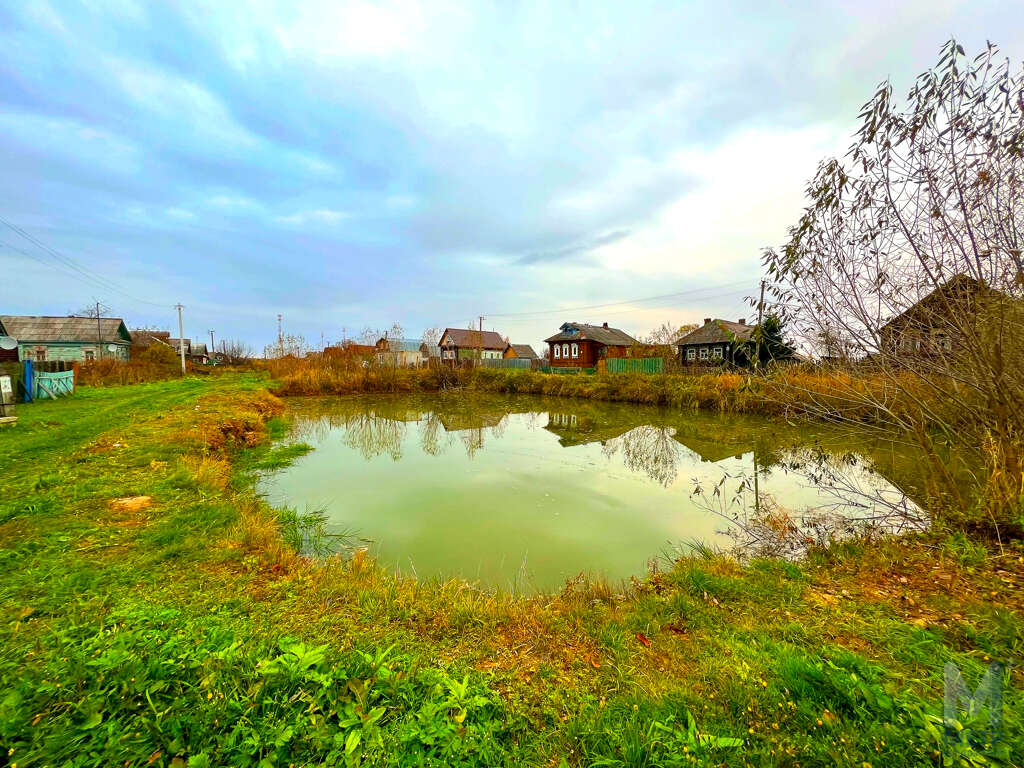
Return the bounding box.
[209,330,215,360]
[755,279,766,370]
[95,300,102,360]
[176,303,186,375]
[477,315,484,366]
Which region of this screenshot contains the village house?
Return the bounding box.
[167,337,210,364]
[544,322,638,369]
[503,343,539,360]
[375,336,426,367]
[0,315,132,362]
[420,342,442,362]
[438,328,506,362]
[676,318,754,365]
[878,275,1004,359]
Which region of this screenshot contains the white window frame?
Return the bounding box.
[711,347,723,360]
[699,347,709,360]
[562,343,569,358]
[571,343,578,358]
[686,348,696,361]
[84,350,95,361]
[554,345,560,359]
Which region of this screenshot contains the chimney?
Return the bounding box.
[703,317,712,325]
[602,322,608,328]
[738,318,746,325]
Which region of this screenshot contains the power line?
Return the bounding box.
[485,280,753,318]
[0,215,169,309]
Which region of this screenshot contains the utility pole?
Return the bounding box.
[209,330,215,361]
[477,315,484,367]
[95,300,102,360]
[176,303,186,375]
[755,279,766,370]
[277,314,283,358]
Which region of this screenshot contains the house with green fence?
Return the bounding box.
[0,315,133,363]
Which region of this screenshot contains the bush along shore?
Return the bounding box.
[0,372,1021,767]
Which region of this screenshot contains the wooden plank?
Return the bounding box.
[0,416,18,426]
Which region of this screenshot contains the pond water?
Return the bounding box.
[258,394,926,591]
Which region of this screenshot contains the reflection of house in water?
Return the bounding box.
[670,425,755,463]
[543,411,635,447]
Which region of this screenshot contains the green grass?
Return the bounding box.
[0,374,1021,767]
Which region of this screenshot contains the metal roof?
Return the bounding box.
[0,315,131,344]
[379,338,424,353]
[440,328,507,350]
[675,319,754,346]
[544,322,638,346]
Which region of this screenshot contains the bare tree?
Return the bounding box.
[218,339,253,365]
[640,321,698,345]
[762,39,1024,533]
[70,300,111,318]
[421,326,444,346]
[263,333,309,359]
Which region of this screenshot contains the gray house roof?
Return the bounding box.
[508,343,539,359]
[544,322,638,346]
[676,319,754,346]
[0,315,132,344]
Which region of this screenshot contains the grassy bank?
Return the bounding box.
[1,374,1021,767]
[265,359,938,420]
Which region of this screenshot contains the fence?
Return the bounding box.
[606,357,664,375]
[34,370,75,399]
[480,358,533,370]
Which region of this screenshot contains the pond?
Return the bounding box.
[258,394,927,591]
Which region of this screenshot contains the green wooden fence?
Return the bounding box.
[606,357,664,375]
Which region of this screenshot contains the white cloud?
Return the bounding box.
[275,208,350,226]
[595,124,847,279]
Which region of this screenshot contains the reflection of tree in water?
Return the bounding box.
[460,416,507,459]
[692,446,926,559]
[290,400,514,461]
[602,426,681,487]
[342,411,407,461]
[418,412,446,456]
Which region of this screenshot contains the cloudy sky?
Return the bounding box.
[1,1,1022,352]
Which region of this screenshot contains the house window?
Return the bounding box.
[711,347,723,360]
[554,345,560,359]
[699,348,709,360]
[686,348,696,361]
[936,334,951,351]
[35,347,46,362]
[84,350,95,361]
[562,343,569,358]
[571,343,578,358]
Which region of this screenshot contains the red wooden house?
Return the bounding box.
[544,322,638,369]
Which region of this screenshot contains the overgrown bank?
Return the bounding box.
[1,374,1021,767]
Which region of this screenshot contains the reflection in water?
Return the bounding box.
[263,394,938,590]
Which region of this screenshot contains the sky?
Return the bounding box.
[1,1,1023,353]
